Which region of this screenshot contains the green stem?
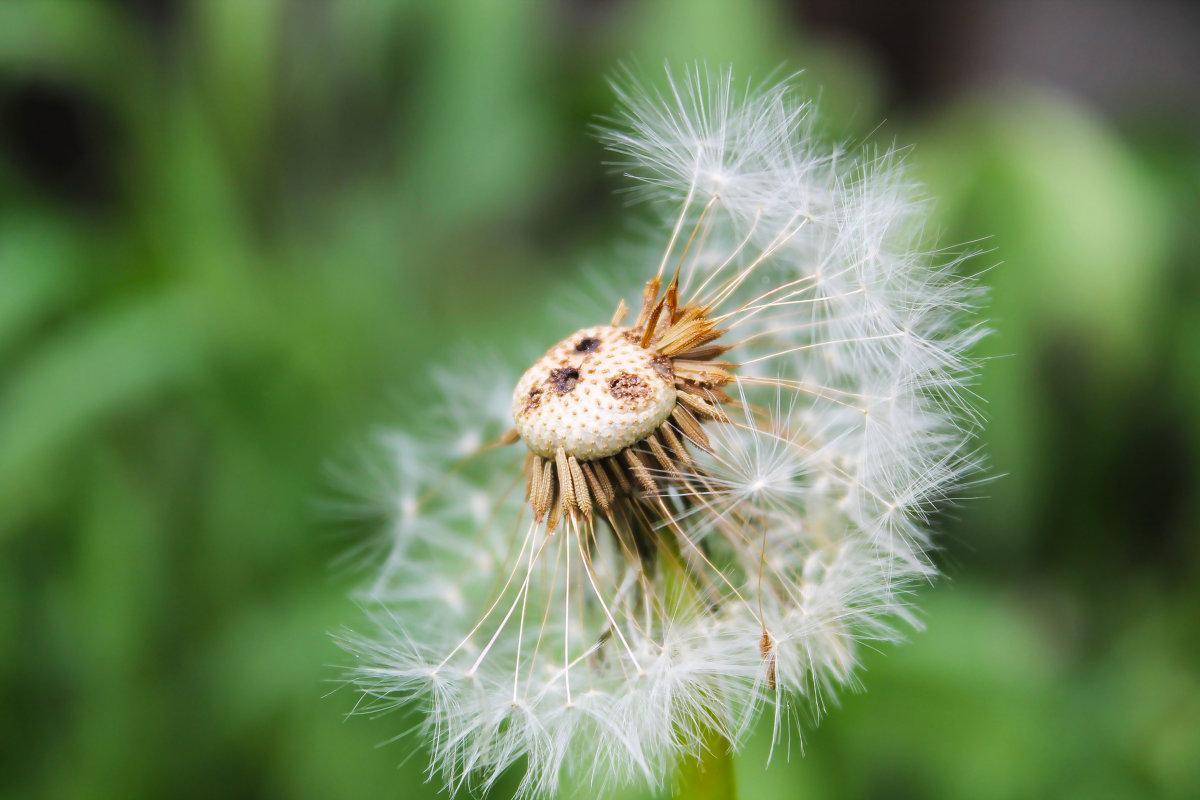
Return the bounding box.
[672,727,737,800]
[657,530,738,799]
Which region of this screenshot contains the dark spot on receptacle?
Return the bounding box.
[650,354,674,381]
[549,367,580,394]
[523,387,544,412]
[609,373,649,401]
[575,337,600,353]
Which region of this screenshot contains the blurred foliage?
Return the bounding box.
[1,1,1197,799]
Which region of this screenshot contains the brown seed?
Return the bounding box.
[580,461,613,513]
[623,449,656,493]
[760,631,777,691]
[556,447,576,517]
[568,455,592,518]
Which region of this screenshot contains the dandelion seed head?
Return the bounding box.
[339,63,986,798]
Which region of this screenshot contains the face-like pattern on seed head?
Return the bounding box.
[512,326,676,461]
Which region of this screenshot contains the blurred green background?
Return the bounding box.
[2,1,1198,798]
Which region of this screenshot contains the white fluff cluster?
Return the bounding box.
[340,66,983,797]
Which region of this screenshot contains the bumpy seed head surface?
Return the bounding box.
[512,326,677,461]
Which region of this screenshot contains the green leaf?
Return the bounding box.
[0,290,209,526]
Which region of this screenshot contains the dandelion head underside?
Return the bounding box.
[339,64,985,799]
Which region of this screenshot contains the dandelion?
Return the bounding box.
[339,65,984,798]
